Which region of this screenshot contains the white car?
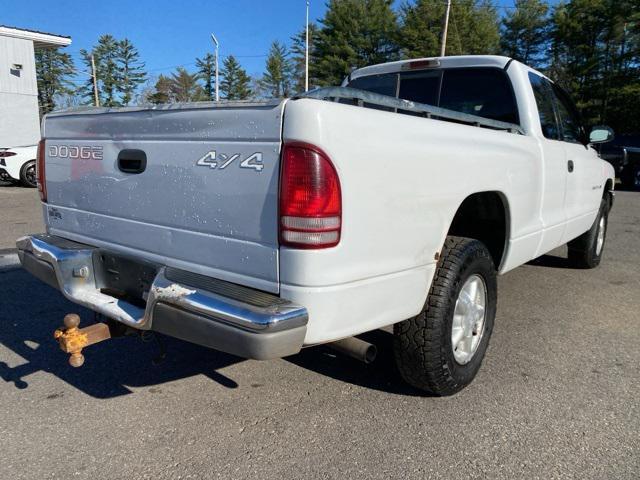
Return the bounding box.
[18,55,616,395]
[0,144,38,187]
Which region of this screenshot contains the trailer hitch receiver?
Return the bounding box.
[53,314,111,367]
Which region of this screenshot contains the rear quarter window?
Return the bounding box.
[528,72,560,140]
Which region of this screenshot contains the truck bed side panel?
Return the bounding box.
[280,98,542,343]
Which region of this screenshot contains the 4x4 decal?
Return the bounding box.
[196,151,264,172]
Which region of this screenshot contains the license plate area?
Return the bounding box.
[92,251,158,308]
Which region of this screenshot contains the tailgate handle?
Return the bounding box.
[118,149,147,174]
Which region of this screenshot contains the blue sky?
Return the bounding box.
[2,0,537,81]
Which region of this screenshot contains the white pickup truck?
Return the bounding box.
[18,55,615,395]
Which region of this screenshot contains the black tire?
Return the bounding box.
[0,169,15,186]
[393,236,497,396]
[19,160,37,188]
[567,198,608,269]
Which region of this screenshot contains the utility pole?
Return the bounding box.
[90,54,100,107]
[305,0,310,92]
[211,33,219,101]
[440,0,452,57]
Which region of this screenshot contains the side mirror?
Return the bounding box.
[589,126,614,144]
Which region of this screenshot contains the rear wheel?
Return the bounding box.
[393,236,497,396]
[19,160,37,188]
[567,198,608,269]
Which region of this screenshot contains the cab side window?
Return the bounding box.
[550,84,585,144]
[528,73,560,140]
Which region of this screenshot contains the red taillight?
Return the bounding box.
[37,139,47,202]
[279,142,341,249]
[0,151,17,158]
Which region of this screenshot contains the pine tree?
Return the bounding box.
[290,23,319,92]
[260,41,293,98]
[399,0,500,58]
[117,38,147,105]
[35,48,75,115]
[196,53,216,100]
[399,0,444,58]
[220,55,252,100]
[500,0,550,67]
[550,0,640,133]
[313,0,400,86]
[170,67,204,102]
[79,34,121,107]
[147,75,173,104]
[466,2,501,55]
[79,35,147,106]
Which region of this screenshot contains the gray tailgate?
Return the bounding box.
[42,101,285,293]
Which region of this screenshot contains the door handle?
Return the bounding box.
[118,149,147,174]
[567,160,574,173]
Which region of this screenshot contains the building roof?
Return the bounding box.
[0,25,71,48]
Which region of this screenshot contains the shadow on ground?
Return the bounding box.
[0,267,424,399]
[526,253,574,269]
[287,328,426,397]
[0,267,244,398]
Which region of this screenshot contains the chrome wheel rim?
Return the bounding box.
[25,164,36,187]
[596,215,606,256]
[451,274,487,365]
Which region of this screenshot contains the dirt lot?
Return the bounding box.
[0,185,638,479]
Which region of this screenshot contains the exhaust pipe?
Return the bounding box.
[327,337,377,364]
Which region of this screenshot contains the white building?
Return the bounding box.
[0,25,71,148]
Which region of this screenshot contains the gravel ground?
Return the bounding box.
[0,186,638,479]
[0,185,43,249]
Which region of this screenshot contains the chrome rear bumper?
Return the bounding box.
[16,234,308,359]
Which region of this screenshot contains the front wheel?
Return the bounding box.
[393,236,497,396]
[567,198,608,269]
[20,160,37,188]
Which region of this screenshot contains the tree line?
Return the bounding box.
[36,0,639,133]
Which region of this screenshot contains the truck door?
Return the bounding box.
[528,72,568,255]
[549,84,603,243]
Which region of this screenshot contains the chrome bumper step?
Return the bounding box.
[16,234,308,359]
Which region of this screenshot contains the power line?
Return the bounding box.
[143,54,269,74]
[146,61,197,73]
[439,0,558,10]
[64,46,270,82]
[494,1,559,10]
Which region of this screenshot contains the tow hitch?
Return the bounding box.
[53,314,111,367]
